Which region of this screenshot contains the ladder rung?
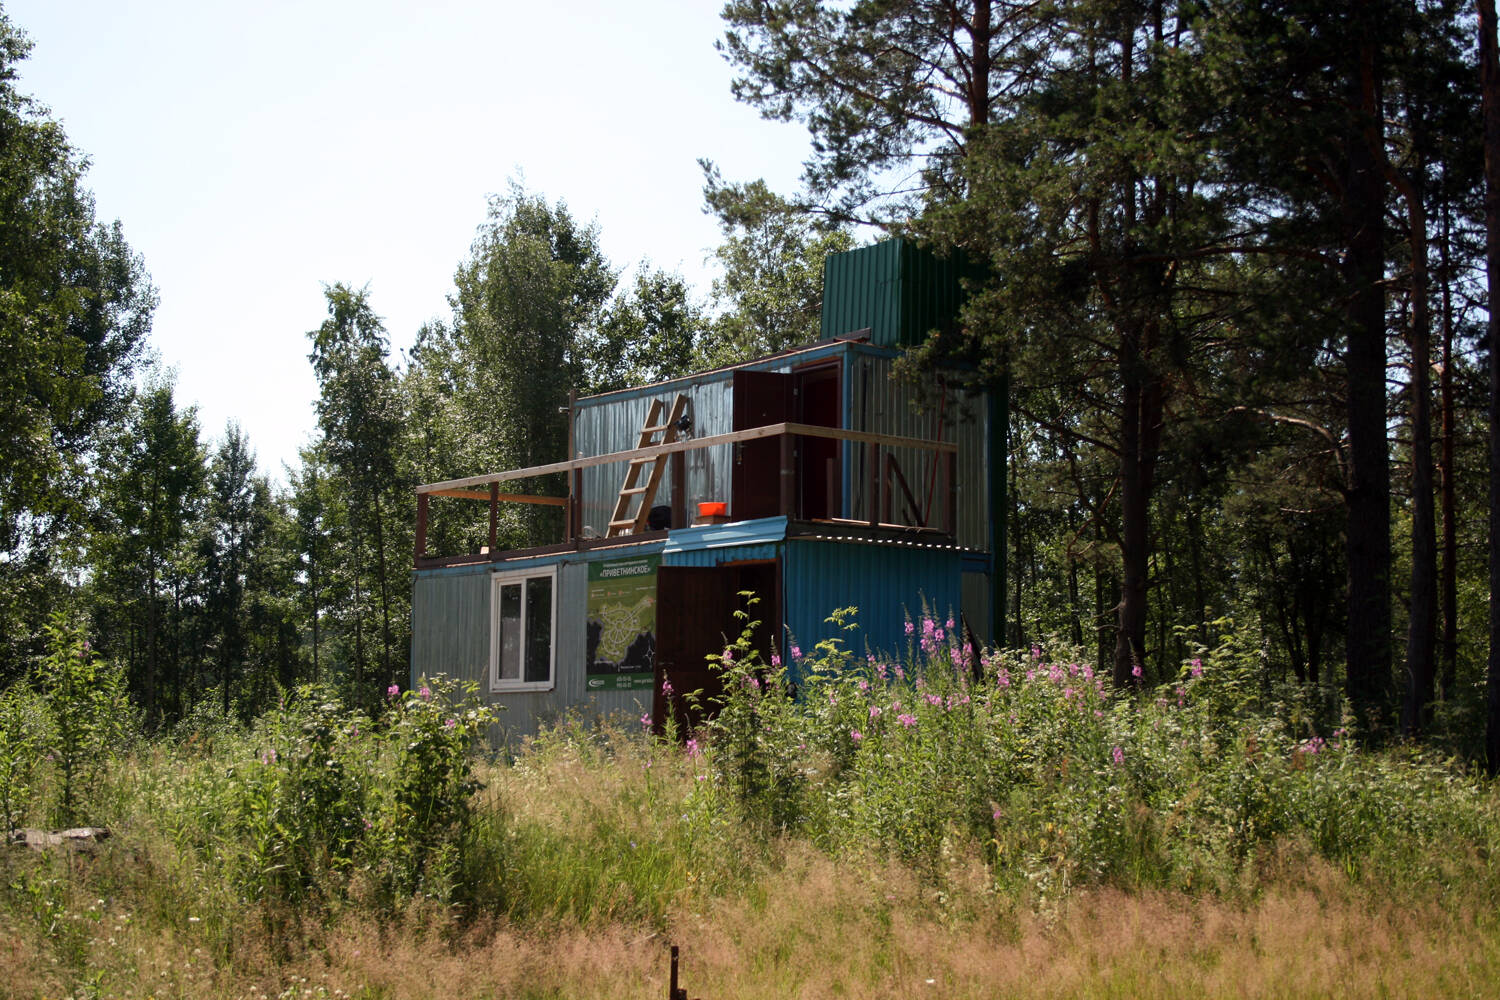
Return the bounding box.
[641,423,672,433]
[628,456,656,466]
[608,519,638,529]
[620,487,649,496]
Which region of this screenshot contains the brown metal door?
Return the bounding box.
[653,566,735,734]
[731,370,790,520]
[653,561,784,735]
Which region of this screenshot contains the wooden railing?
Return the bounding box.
[413,422,958,565]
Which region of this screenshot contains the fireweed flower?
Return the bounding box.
[1131,664,1143,679]
[905,620,915,635]
[897,713,917,728]
[869,705,882,719]
[685,738,701,758]
[721,647,733,663]
[851,730,864,743]
[771,654,781,667]
[1112,746,1125,766]
[444,718,456,729]
[857,678,869,691]
[640,713,652,730]
[1190,658,1203,678]
[386,684,399,699]
[791,645,802,659]
[419,685,432,700]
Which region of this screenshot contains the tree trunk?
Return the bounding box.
[1478,0,1500,775]
[1342,5,1392,732]
[1438,194,1459,701]
[1399,166,1437,737]
[1113,321,1163,686]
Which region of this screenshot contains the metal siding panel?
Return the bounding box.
[847,353,990,551]
[782,539,962,684]
[661,543,783,568]
[410,566,490,690]
[416,552,662,752]
[576,378,735,538]
[961,570,993,647]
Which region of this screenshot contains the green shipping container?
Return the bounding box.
[819,238,967,348]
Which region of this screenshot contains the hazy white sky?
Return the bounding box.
[7,0,812,482]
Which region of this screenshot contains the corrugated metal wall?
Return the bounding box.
[845,347,990,551]
[410,547,662,751]
[820,239,966,348]
[573,346,855,537]
[782,538,963,684]
[575,376,734,538]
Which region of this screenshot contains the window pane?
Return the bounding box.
[498,583,521,681]
[524,575,552,683]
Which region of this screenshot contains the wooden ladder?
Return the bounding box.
[607,394,689,537]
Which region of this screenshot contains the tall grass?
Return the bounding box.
[2,611,1499,998]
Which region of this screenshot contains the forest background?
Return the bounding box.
[3,0,1500,767]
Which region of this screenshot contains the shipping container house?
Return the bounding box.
[409,240,1005,746]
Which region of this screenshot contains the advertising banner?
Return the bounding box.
[585,555,659,691]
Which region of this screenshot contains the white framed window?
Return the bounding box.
[490,565,557,692]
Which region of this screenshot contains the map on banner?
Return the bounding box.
[585,555,658,691]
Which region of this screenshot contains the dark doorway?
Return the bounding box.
[731,370,790,520]
[794,362,841,520]
[653,560,781,736]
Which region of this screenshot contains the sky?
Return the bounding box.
[6,0,814,483]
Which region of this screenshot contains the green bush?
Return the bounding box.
[700,611,1500,900]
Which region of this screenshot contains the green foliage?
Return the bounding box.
[0,680,46,830]
[224,677,494,911]
[702,613,1500,900]
[702,594,811,830]
[37,612,133,826]
[696,172,853,365]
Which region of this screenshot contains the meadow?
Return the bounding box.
[3,609,1500,999]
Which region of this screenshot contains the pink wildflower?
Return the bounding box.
[791,645,802,659]
[1111,745,1124,766]
[771,654,781,667]
[897,713,917,728]
[1131,664,1142,679]
[1190,658,1203,678]
[444,718,456,729]
[905,620,915,635]
[851,730,864,743]
[869,705,882,719]
[640,713,652,730]
[685,738,701,758]
[386,684,399,699]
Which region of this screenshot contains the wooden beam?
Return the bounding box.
[488,483,498,552]
[414,492,429,562]
[426,488,568,505]
[416,422,956,495]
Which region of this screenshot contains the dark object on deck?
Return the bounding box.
[669,944,704,1000]
[648,504,672,531]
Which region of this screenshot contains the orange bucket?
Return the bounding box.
[697,501,728,518]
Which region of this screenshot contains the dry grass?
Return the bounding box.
[20,847,1490,1000]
